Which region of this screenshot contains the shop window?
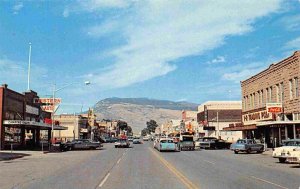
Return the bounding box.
[269,86,272,102]
[4,127,21,143]
[286,114,293,121]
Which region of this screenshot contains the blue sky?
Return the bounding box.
[1,0,300,113]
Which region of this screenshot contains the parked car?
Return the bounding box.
[155,138,177,152]
[198,137,231,149]
[65,139,102,150]
[128,136,134,142]
[194,137,203,149]
[230,139,264,154]
[286,149,300,165]
[52,141,68,152]
[133,139,142,144]
[178,133,195,151]
[272,139,300,163]
[115,138,130,148]
[105,137,118,143]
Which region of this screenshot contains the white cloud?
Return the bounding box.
[13,2,23,15]
[280,14,300,31]
[63,7,69,18]
[284,37,300,50]
[86,21,119,38]
[207,56,226,65]
[79,0,282,89]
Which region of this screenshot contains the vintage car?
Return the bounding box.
[272,139,300,163]
[115,138,130,148]
[154,138,177,152]
[65,139,102,150]
[198,137,231,149]
[230,139,264,154]
[132,139,142,144]
[178,134,195,151]
[286,149,300,164]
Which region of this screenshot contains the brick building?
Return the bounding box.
[0,84,66,150]
[237,51,300,147]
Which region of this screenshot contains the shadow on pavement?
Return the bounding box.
[0,152,31,161]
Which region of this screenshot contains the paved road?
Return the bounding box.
[0,142,299,189]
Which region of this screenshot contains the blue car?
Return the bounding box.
[155,138,177,152]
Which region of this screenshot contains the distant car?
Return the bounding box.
[133,139,142,144]
[128,137,134,142]
[115,138,130,148]
[230,139,264,154]
[65,139,102,150]
[155,138,177,152]
[272,139,300,163]
[143,136,150,141]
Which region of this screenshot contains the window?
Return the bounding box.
[269,86,272,102]
[258,91,260,107]
[295,77,299,98]
[261,90,264,105]
[266,88,269,103]
[276,84,280,102]
[250,94,253,109]
[280,82,284,102]
[289,79,293,100]
[253,93,256,108]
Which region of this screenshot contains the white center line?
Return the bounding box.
[98,173,110,188]
[250,176,288,189]
[117,158,122,164]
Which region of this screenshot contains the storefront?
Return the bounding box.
[0,84,66,150]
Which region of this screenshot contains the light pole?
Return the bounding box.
[50,81,90,146]
[27,42,32,91]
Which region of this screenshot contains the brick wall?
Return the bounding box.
[241,51,300,114]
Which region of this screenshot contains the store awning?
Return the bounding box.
[3,120,67,130]
[256,120,300,127]
[223,124,257,131]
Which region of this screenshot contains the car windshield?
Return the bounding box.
[182,136,193,141]
[283,141,300,146]
[237,140,246,144]
[160,140,173,143]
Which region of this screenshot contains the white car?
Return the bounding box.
[143,136,150,141]
[286,149,300,165]
[272,139,300,163]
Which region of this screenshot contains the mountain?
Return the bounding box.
[93,98,198,133]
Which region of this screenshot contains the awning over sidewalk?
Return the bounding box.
[256,120,300,127]
[3,120,67,130]
[223,124,257,131]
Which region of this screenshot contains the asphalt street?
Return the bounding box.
[0,142,299,189]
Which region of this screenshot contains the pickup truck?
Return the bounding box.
[178,135,195,151]
[230,139,264,154]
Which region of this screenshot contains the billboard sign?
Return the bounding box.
[266,103,282,113]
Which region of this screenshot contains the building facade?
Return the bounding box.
[197,101,243,142]
[0,84,65,150]
[239,51,300,147]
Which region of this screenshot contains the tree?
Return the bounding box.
[141,128,149,136]
[146,120,158,133]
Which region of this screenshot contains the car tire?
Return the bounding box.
[234,150,238,154]
[279,158,286,163]
[246,148,251,154]
[68,146,72,151]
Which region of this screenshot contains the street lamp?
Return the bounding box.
[51,81,90,146]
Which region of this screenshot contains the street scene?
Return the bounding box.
[1,1,300,189]
[1,142,300,189]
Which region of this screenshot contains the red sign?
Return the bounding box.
[41,105,55,112]
[268,107,282,113]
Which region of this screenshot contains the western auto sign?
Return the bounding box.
[266,103,282,113]
[33,98,62,104]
